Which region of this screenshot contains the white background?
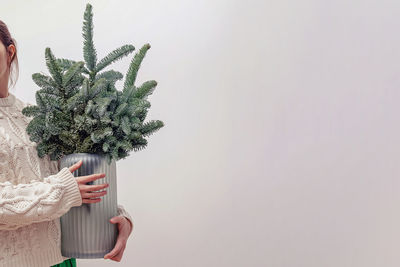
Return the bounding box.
[3,0,400,266]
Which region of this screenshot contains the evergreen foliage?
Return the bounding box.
[22,3,164,164]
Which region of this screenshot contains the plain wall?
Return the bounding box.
[3,0,400,266]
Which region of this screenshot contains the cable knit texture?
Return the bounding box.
[0,92,133,267]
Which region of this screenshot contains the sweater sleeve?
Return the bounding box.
[117,204,134,235]
[0,166,82,230]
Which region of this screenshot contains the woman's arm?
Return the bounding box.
[0,167,82,230]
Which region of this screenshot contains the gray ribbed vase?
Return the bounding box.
[58,153,118,258]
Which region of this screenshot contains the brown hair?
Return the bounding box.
[0,20,19,89]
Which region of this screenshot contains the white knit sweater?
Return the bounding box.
[0,92,133,267]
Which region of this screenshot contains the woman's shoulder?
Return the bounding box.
[12,96,35,123]
[14,96,31,110]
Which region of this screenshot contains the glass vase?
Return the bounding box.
[58,153,118,258]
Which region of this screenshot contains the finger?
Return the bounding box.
[110,217,131,243]
[81,190,107,199]
[109,246,125,262]
[111,215,131,232]
[77,173,106,184]
[82,198,102,204]
[110,216,124,224]
[110,216,130,234]
[106,238,125,258]
[81,183,109,192]
[68,160,82,173]
[104,240,125,259]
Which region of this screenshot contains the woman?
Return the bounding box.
[0,20,133,266]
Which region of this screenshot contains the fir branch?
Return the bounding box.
[81,136,94,151]
[56,58,90,74]
[62,61,85,87]
[123,43,151,91]
[65,74,85,97]
[82,3,97,71]
[40,87,62,97]
[45,47,63,86]
[95,44,135,73]
[121,86,134,102]
[85,99,95,115]
[89,78,107,99]
[26,114,45,142]
[96,70,123,83]
[114,102,128,117]
[21,105,40,117]
[133,80,157,99]
[95,97,113,117]
[79,78,90,101]
[91,127,113,143]
[66,91,83,111]
[132,137,148,152]
[120,115,131,135]
[119,139,133,152]
[140,120,164,137]
[23,3,164,163]
[35,91,47,112]
[32,73,57,89]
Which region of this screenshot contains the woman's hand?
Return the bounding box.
[68,160,108,204]
[103,215,133,262]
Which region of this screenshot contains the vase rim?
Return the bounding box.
[60,153,108,159]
